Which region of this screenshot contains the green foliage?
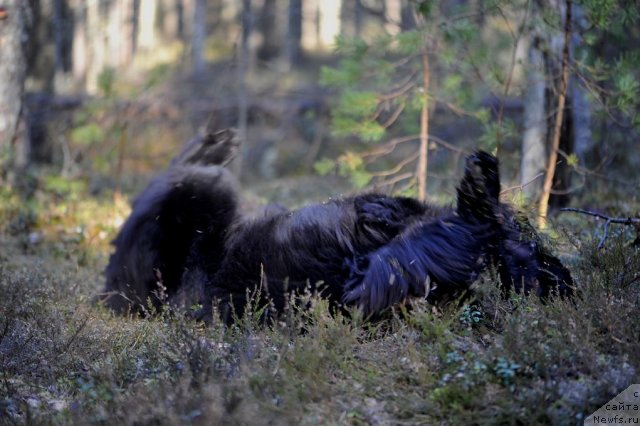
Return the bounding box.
[416,0,437,18]
[97,67,117,98]
[576,0,640,131]
[336,91,379,117]
[478,118,518,152]
[335,151,372,188]
[71,123,105,147]
[395,30,423,55]
[42,176,88,199]
[458,305,483,327]
[313,158,335,176]
[319,1,532,191]
[143,63,171,92]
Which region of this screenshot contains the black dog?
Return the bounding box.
[103,129,573,322]
[103,129,240,312]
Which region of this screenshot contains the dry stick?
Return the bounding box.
[418,50,430,202]
[538,0,572,229]
[560,208,640,249]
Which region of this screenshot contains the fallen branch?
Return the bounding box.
[560,207,640,249]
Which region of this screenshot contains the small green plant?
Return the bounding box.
[493,357,521,388]
[458,305,483,327]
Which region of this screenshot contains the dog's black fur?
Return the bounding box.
[103,130,240,312]
[103,130,573,322]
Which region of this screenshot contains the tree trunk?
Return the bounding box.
[138,0,157,51]
[384,0,401,35]
[285,0,302,68]
[538,0,572,228]
[301,0,319,51]
[257,0,278,61]
[520,35,546,201]
[318,0,341,50]
[52,0,74,91]
[569,4,592,165]
[71,0,87,86]
[192,0,206,73]
[340,0,362,38]
[0,0,30,173]
[418,52,430,201]
[236,0,252,177]
[401,0,415,30]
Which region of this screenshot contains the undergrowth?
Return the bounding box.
[0,186,639,425]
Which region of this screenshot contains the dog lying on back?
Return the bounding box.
[103,129,573,323]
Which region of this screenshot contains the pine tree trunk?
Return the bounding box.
[418,52,430,201]
[538,0,572,228]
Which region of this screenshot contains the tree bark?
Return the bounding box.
[418,52,430,201]
[0,0,30,172]
[538,0,572,228]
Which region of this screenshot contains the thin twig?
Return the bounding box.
[500,172,544,195]
[428,135,468,154]
[560,207,640,249]
[378,77,416,101]
[557,148,639,188]
[373,172,414,191]
[370,152,420,178]
[362,135,419,160]
[381,102,406,128]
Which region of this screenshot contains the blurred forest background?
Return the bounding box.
[1,1,640,424]
[0,0,638,214]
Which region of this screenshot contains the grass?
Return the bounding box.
[0,184,639,425]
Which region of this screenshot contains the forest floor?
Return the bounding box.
[2,56,640,424]
[1,175,639,425]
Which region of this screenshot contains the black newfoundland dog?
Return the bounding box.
[103,129,573,323]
